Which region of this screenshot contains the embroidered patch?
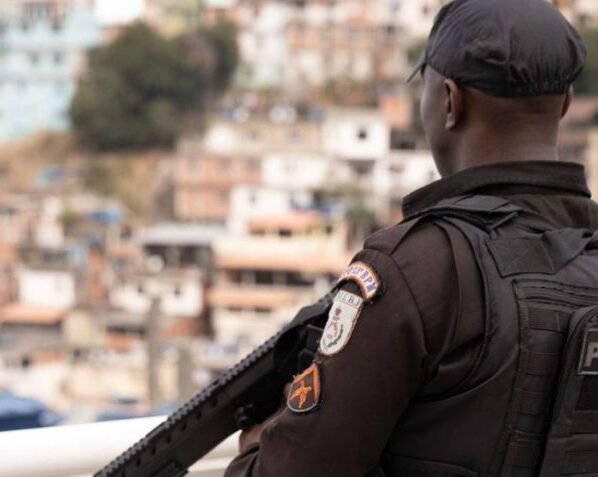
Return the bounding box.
[338,261,380,300]
[287,363,321,413]
[319,290,364,356]
[578,328,598,375]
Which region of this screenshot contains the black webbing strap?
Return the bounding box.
[527,351,560,377]
[506,440,543,468]
[528,308,570,333]
[518,390,552,416]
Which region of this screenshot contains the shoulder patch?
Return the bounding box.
[287,363,321,413]
[319,290,364,356]
[338,261,380,300]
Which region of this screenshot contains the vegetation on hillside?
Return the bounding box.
[575,28,598,95]
[70,21,238,152]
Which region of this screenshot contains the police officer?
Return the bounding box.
[225,0,598,475]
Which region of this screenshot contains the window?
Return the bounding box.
[352,162,372,177]
[255,271,275,285]
[173,285,182,297]
[53,52,64,64]
[29,52,39,65]
[246,158,260,172]
[137,284,145,294]
[357,127,369,141]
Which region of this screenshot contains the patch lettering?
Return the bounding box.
[287,363,321,413]
[319,290,364,356]
[579,328,598,375]
[338,261,380,300]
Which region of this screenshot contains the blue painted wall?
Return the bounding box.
[0,1,101,143]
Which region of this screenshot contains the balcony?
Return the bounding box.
[0,416,237,477]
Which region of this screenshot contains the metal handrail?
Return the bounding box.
[0,416,237,477]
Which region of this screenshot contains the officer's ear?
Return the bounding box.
[561,87,573,119]
[444,79,463,130]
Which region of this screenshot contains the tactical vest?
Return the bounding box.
[376,195,598,477]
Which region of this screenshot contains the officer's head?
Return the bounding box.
[411,0,586,177]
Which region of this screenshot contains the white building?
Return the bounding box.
[261,151,331,192]
[323,109,390,161]
[322,109,391,200]
[227,185,300,233]
[109,269,204,318]
[94,0,144,26]
[17,267,77,309]
[236,1,291,89]
[384,150,440,198]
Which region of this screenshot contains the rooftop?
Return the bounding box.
[0,304,66,326]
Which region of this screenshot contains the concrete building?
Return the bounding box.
[174,121,321,223]
[227,185,303,234]
[235,1,291,89]
[17,267,77,309]
[0,0,101,142]
[209,212,352,344]
[285,0,409,91]
[109,269,204,319]
[322,108,391,202]
[137,223,223,270]
[94,0,144,27]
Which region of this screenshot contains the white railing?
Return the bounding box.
[0,416,238,477]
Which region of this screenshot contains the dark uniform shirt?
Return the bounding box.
[224,160,594,477]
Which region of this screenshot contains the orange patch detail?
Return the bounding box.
[287,363,321,413]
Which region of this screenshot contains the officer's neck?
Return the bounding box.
[448,124,560,175]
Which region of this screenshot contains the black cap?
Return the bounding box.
[408,0,587,97]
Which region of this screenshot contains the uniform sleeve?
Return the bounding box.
[224,248,428,477]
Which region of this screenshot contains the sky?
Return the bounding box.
[94,0,145,26]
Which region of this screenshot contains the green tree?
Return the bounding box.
[70,23,206,151]
[575,28,598,96]
[181,20,239,96]
[203,21,239,92]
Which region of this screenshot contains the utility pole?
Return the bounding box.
[147,296,161,409]
[177,341,195,405]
